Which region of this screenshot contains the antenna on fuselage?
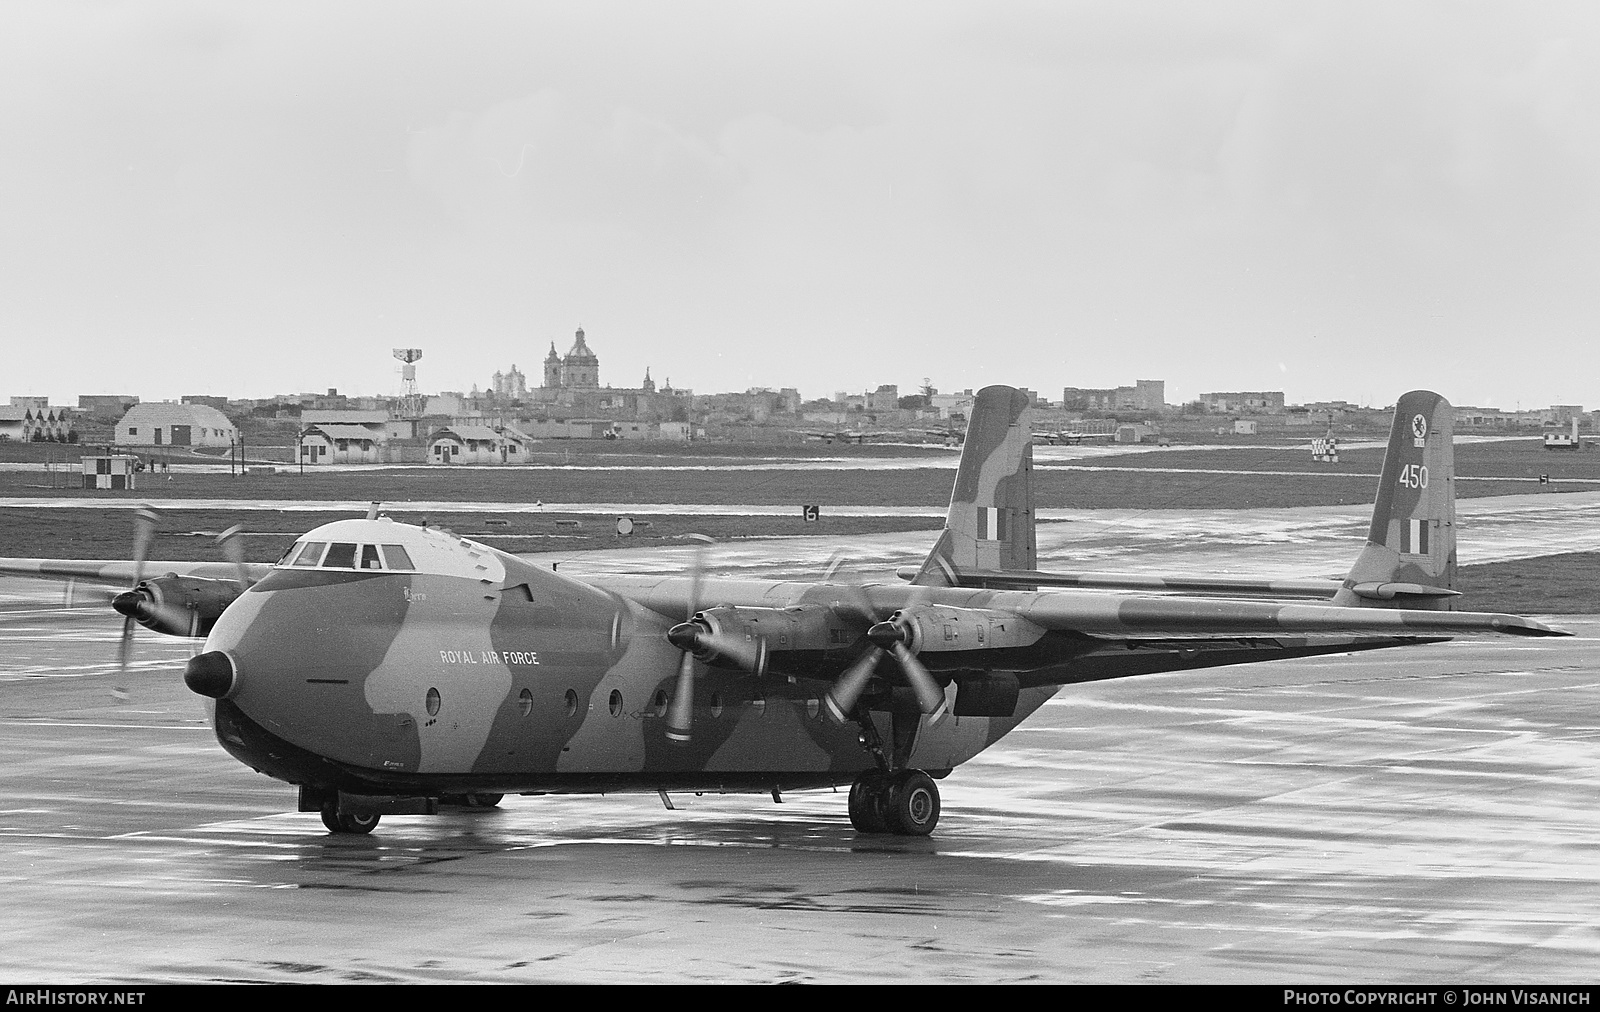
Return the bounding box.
[366,502,381,520]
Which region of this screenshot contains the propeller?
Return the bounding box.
[821,574,947,727]
[216,523,249,593]
[110,507,159,701]
[663,534,714,744]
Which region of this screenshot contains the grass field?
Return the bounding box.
[1456,553,1600,614]
[3,439,1599,613]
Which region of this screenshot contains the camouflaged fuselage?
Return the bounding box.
[202,518,1059,797]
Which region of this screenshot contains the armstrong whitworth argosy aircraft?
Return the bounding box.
[0,387,1563,837]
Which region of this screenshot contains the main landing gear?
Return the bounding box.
[320,804,380,835]
[848,769,941,836]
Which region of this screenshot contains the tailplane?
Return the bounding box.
[1332,389,1459,610]
[912,385,1036,586]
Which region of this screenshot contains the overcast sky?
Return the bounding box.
[4,1,1598,409]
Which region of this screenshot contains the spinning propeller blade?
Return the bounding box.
[664,534,714,744]
[216,524,249,592]
[113,507,160,701]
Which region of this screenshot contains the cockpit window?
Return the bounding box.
[322,543,358,569]
[360,544,382,570]
[379,544,414,570]
[289,542,326,567]
[275,543,299,566]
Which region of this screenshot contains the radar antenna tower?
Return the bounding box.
[393,348,424,418]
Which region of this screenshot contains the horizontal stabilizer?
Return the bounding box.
[1348,582,1461,601]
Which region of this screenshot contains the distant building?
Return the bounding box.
[181,395,230,413]
[298,423,382,465]
[1200,391,1285,414]
[301,410,394,439]
[929,390,974,420]
[114,403,236,447]
[78,395,139,421]
[867,385,899,412]
[0,406,73,442]
[9,396,50,411]
[428,425,531,465]
[542,326,600,391]
[1061,380,1165,413]
[490,365,528,401]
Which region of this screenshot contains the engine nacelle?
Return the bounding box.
[887,605,1047,654]
[682,604,849,671]
[113,575,243,638]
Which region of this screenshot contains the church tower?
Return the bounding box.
[543,342,561,390]
[641,367,656,394]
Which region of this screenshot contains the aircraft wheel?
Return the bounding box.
[320,805,380,835]
[885,770,940,836]
[464,792,503,808]
[848,773,891,833]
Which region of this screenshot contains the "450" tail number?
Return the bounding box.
[1398,463,1429,489]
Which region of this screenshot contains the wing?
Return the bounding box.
[1006,590,1560,638]
[0,558,273,589]
[594,575,1560,638]
[909,566,1346,600]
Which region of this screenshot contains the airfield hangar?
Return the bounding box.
[114,402,237,447]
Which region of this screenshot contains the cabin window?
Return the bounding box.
[517,688,533,717]
[608,689,623,716]
[290,542,326,567]
[360,544,382,570]
[564,688,579,717]
[380,544,414,570]
[710,693,723,718]
[652,689,669,716]
[322,542,358,568]
[426,687,441,716]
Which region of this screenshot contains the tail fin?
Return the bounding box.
[1331,390,1459,610]
[912,385,1036,586]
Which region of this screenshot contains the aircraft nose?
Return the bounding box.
[184,651,236,698]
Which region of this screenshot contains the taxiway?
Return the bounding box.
[2,589,1598,982]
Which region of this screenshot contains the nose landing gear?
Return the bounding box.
[848,769,940,836]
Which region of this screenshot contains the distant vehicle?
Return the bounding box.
[1032,427,1115,446]
[913,424,965,446]
[790,429,889,445]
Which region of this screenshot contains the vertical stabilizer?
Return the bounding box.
[912,385,1036,586]
[1332,390,1458,610]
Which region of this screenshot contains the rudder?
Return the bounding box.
[912,385,1036,586]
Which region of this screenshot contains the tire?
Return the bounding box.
[464,792,503,808]
[884,770,940,836]
[848,774,891,834]
[320,805,380,835]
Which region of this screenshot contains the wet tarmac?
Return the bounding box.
[530,491,1600,583]
[3,571,1600,982]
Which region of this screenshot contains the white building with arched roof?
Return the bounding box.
[115,402,237,447]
